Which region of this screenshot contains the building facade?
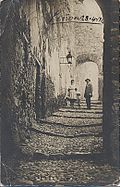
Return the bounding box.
[22,0,104,100]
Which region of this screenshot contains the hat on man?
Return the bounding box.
[85,78,91,82]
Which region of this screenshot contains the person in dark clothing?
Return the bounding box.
[84,79,93,109]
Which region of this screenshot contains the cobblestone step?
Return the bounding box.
[59,108,102,114]
[31,124,102,138]
[53,112,103,119]
[80,105,102,109]
[39,119,102,128]
[63,106,103,110]
[65,106,103,110]
[69,100,102,106]
[80,100,102,104]
[46,116,102,126]
[27,131,103,155]
[16,158,119,186]
[75,102,102,106]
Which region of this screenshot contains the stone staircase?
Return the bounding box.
[15,101,119,185]
[29,100,103,157]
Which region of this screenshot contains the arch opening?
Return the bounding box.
[75,61,99,100]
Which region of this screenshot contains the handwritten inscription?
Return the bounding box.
[52,15,104,24]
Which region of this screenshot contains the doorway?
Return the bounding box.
[75,61,99,100]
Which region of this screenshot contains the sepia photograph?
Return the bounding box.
[1,0,119,186]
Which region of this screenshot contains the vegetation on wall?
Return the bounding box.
[45,75,66,116]
[1,0,36,156]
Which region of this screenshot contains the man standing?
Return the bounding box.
[84,79,93,109]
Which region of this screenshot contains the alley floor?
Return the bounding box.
[7,101,120,186]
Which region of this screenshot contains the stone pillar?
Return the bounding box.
[110,0,119,166]
[103,0,113,160]
[103,0,119,167]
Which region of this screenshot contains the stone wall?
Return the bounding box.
[102,0,119,166]
[1,0,36,155]
[110,0,119,166]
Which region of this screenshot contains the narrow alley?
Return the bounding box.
[1,0,119,186]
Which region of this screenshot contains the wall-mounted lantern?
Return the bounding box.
[66,51,72,64]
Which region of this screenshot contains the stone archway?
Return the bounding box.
[75,61,99,100]
[75,53,103,101]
